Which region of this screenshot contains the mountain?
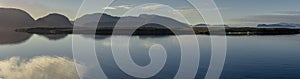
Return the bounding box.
[74,13,189,28]
[0,8,35,27]
[137,14,189,28]
[74,13,120,27]
[194,24,229,27]
[257,23,300,28]
[36,13,73,27]
[0,8,34,44]
[141,23,166,28]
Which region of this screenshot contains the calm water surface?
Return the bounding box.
[0,32,300,79]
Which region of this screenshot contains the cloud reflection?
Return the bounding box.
[0,56,84,79]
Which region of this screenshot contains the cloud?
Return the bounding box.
[273,11,300,15]
[117,5,132,9]
[173,8,228,24]
[173,7,229,19]
[0,0,79,19]
[174,9,201,17]
[0,0,50,18]
[103,7,117,10]
[142,4,164,10]
[0,56,85,79]
[232,11,300,24]
[102,5,132,10]
[252,11,300,24]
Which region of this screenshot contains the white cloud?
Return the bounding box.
[142,4,164,10]
[174,9,198,16]
[103,6,117,10]
[232,11,300,24]
[102,5,132,10]
[0,56,85,79]
[117,5,132,9]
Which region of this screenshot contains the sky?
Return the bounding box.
[0,0,300,26]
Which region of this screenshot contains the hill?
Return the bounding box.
[36,13,73,27]
[0,8,35,27]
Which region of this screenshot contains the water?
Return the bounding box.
[0,30,300,79]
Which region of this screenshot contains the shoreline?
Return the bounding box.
[15,27,300,36]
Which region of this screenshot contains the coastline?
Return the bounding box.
[15,27,300,36]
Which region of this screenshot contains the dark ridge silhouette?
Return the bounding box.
[74,13,189,28]
[0,8,72,28]
[74,13,120,27]
[0,8,300,37]
[0,8,33,44]
[137,14,189,28]
[194,24,229,27]
[257,23,300,28]
[194,24,209,27]
[0,8,35,27]
[36,13,73,27]
[141,23,166,28]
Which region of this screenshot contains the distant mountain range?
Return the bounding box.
[0,8,73,28]
[0,8,35,27]
[257,23,300,28]
[194,24,229,27]
[0,8,189,28]
[74,13,189,28]
[2,8,300,29]
[36,13,73,27]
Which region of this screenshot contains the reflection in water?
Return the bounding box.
[81,35,110,40]
[93,36,189,79]
[82,35,170,40]
[39,34,68,40]
[138,35,170,39]
[0,28,32,44]
[0,56,84,79]
[1,32,300,79]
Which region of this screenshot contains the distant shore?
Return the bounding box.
[15,27,300,36]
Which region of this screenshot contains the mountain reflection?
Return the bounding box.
[0,29,175,45]
[81,35,111,40]
[39,34,68,40]
[0,28,32,44]
[81,35,169,40]
[138,35,170,39]
[0,27,70,44]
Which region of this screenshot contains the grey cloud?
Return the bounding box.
[274,11,300,15]
[232,14,300,24]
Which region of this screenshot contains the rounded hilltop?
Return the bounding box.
[36,13,73,27]
[0,8,35,27]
